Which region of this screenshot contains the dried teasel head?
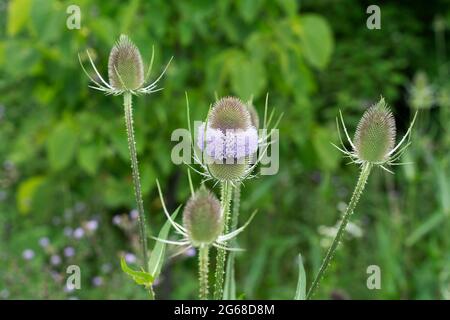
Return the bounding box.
[108,35,145,91]
[182,186,223,247]
[353,98,396,163]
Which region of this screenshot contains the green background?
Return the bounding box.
[0,0,449,299]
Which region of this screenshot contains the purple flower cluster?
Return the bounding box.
[197,123,258,160]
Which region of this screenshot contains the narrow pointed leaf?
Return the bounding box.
[294,254,306,300]
[223,252,236,300]
[148,206,181,278]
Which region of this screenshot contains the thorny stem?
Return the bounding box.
[123,92,149,273]
[223,184,241,299]
[230,184,242,234]
[199,245,210,300]
[306,162,372,299]
[213,181,233,300]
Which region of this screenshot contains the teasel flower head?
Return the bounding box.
[353,98,396,163]
[184,94,282,185]
[407,71,435,110]
[154,180,257,252]
[108,35,144,91]
[182,186,223,246]
[196,97,258,183]
[334,97,417,173]
[79,34,173,96]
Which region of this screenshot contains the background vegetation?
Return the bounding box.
[0,0,449,299]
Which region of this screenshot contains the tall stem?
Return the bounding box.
[199,245,210,300]
[306,162,372,299]
[213,181,233,300]
[223,184,241,299]
[123,92,149,271]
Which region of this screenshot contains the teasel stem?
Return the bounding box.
[230,184,241,236]
[123,92,149,273]
[199,245,210,300]
[213,181,233,300]
[223,184,241,299]
[307,162,372,299]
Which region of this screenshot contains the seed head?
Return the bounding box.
[108,35,144,91]
[353,98,396,163]
[183,187,223,246]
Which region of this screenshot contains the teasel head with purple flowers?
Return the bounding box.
[188,95,281,185]
[78,34,172,96]
[334,96,417,173]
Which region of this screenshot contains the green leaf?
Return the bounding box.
[300,14,334,70]
[312,126,340,171]
[230,55,266,101]
[7,0,32,36]
[16,176,45,214]
[405,211,447,247]
[77,143,102,175]
[294,254,307,300]
[237,0,264,23]
[148,206,181,278]
[47,122,77,171]
[223,252,236,300]
[120,257,154,288]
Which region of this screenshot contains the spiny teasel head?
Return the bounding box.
[182,186,223,246]
[154,179,258,253]
[196,96,259,182]
[79,34,172,96]
[353,98,396,163]
[335,96,417,173]
[407,71,434,110]
[108,35,144,91]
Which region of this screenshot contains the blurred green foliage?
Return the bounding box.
[0,0,449,299]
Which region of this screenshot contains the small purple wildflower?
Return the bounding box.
[39,237,50,248]
[92,276,103,287]
[85,220,99,231]
[64,247,75,257]
[124,252,136,264]
[185,247,196,257]
[22,249,35,260]
[50,254,62,266]
[73,227,84,239]
[130,209,139,220]
[112,215,122,225]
